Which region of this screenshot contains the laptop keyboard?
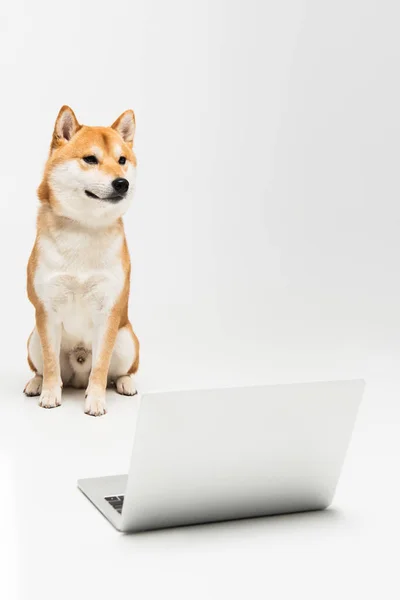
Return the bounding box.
[105,495,125,514]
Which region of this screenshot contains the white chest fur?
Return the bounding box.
[34,224,125,347]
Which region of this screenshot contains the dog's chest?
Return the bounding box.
[34,229,125,338]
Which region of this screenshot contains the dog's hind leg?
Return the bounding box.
[108,323,139,397]
[24,328,43,397]
[24,374,43,397]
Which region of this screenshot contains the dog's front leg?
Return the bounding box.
[36,309,62,408]
[85,312,119,416]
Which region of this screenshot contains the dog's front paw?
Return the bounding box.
[85,387,106,417]
[39,386,62,409]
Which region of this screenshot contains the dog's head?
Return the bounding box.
[39,106,137,227]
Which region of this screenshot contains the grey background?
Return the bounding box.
[2,1,399,401]
[0,1,399,599]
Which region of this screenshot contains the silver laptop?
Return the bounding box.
[78,379,364,532]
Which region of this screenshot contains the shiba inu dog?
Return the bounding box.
[24,106,139,416]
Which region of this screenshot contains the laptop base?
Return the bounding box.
[78,474,127,531]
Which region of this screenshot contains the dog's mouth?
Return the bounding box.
[85,190,123,203]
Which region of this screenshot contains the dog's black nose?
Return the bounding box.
[112,178,129,194]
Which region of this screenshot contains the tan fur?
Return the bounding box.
[25,106,139,415]
[26,331,36,373]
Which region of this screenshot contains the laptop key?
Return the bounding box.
[105,496,124,512]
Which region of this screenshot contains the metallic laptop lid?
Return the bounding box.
[118,379,364,532]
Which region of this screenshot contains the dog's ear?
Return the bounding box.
[51,106,80,152]
[111,110,136,145]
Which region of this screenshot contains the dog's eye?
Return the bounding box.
[83,156,98,165]
[118,156,126,165]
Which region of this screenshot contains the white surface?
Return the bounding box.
[0,0,399,597]
[0,370,398,599]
